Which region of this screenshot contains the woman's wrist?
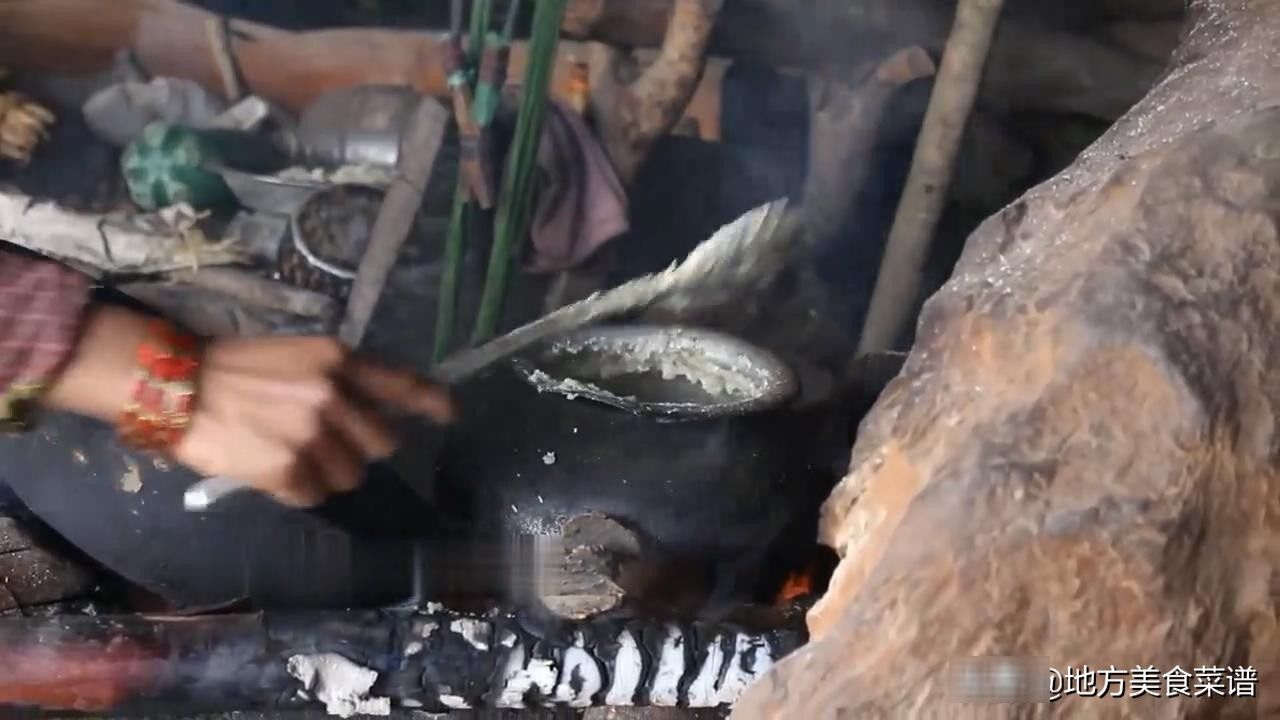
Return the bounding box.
[116,318,202,453]
[42,305,157,423]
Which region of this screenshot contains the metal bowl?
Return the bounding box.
[219,166,331,216]
[277,184,387,299]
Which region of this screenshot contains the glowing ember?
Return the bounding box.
[774,569,814,606]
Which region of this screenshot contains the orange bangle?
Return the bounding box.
[116,320,202,455]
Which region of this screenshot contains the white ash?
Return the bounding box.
[715,634,775,706]
[649,625,686,706]
[414,605,789,710]
[604,629,643,706]
[286,652,391,718]
[413,619,438,639]
[495,631,531,707]
[438,693,471,709]
[450,617,492,651]
[526,657,560,697]
[553,631,604,707]
[686,634,728,707]
[118,457,143,493]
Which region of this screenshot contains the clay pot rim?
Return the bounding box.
[512,324,798,420]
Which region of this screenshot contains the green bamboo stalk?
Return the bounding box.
[432,0,489,363]
[472,0,567,343]
[467,0,493,68]
[433,187,472,362]
[471,0,521,128]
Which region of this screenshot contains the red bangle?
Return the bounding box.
[116,320,202,455]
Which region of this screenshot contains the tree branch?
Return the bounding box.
[588,0,724,183]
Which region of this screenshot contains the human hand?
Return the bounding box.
[171,336,454,507]
[45,307,453,507]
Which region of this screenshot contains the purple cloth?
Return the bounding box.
[527,103,629,273]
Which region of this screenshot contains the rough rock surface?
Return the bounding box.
[0,516,97,615]
[735,0,1280,717]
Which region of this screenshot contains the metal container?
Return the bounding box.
[277,184,387,299]
[218,166,330,216]
[295,85,431,170]
[434,325,832,605]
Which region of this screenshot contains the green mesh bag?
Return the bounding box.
[120,122,237,211]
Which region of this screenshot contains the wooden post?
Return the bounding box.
[857,0,1007,354]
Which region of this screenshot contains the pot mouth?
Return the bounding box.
[513,325,798,419]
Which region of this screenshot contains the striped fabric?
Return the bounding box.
[0,253,91,429]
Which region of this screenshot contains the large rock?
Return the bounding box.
[735,0,1280,716]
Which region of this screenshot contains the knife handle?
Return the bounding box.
[184,475,252,511]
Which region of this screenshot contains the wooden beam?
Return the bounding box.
[0,0,727,141]
[563,0,1166,120]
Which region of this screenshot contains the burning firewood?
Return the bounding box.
[0,606,804,714]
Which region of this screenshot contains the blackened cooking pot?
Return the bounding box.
[433,324,829,604]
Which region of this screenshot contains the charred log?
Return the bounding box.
[0,607,803,714]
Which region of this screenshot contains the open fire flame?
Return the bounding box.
[774,567,815,606]
[772,548,839,607]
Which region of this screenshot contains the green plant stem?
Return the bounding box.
[471,0,567,343]
[433,188,471,362]
[468,0,493,68]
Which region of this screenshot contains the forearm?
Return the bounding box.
[42,304,151,423]
[0,248,161,428]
